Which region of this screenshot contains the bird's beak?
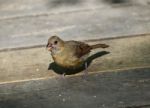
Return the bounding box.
[46,43,52,51]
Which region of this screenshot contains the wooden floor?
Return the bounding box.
[0,1,150,108]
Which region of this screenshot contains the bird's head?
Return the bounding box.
[46,36,64,53]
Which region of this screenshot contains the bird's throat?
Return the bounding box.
[51,47,64,55]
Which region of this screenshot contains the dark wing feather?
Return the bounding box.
[74,41,91,58]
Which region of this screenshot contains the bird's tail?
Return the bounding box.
[91,44,109,49]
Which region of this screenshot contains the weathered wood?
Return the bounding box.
[0,4,150,49]
[0,35,149,83]
[1,0,149,19]
[0,68,150,108]
[0,0,149,19]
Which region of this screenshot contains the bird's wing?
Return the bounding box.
[67,41,91,58]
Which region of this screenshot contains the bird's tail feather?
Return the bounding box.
[91,44,109,49]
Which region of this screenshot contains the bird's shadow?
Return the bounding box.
[48,51,110,75]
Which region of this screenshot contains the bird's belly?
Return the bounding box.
[52,54,83,68]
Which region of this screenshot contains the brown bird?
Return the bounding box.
[46,36,109,76]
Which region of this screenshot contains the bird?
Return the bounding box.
[46,35,109,76]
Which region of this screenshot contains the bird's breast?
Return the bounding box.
[52,52,83,68]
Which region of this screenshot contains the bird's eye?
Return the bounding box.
[54,41,58,44]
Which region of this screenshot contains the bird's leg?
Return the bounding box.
[61,73,66,79]
[84,62,88,76]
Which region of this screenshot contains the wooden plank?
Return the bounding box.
[0,35,149,83]
[0,0,149,19]
[0,68,150,108]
